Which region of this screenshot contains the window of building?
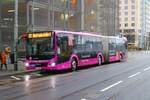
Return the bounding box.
[125,12,128,15]
[124,6,128,10]
[131,17,135,21]
[131,0,135,3]
[124,0,128,4]
[131,23,135,27]
[125,23,128,27]
[139,30,141,33]
[125,17,128,21]
[119,24,121,27]
[131,11,135,15]
[119,12,121,16]
[124,29,135,33]
[132,5,135,9]
[127,35,135,43]
[119,18,122,21]
[119,1,122,4]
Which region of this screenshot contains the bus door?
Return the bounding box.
[80,36,93,65]
[57,33,73,64]
[109,38,117,62]
[74,35,91,66]
[102,37,109,63]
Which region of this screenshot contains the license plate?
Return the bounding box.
[36,67,41,70]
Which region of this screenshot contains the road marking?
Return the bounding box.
[128,72,141,78]
[10,76,21,81]
[144,67,150,71]
[100,81,123,92]
[81,98,87,100]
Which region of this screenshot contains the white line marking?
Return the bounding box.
[81,98,87,100]
[128,72,141,78]
[100,81,123,92]
[144,67,150,71]
[10,76,21,80]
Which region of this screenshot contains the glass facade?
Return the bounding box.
[141,0,150,49]
[0,0,15,50]
[0,0,119,56]
[0,0,81,56]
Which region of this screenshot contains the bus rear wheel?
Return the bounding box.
[120,54,124,62]
[71,59,77,71]
[98,56,102,66]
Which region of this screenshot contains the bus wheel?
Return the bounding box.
[98,56,102,66]
[71,59,77,71]
[120,54,124,62]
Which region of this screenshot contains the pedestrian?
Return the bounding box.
[0,51,7,70]
[0,51,2,64]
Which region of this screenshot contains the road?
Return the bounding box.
[0,51,150,100]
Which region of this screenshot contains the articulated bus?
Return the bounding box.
[24,30,127,71]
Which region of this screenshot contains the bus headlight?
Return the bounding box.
[51,62,56,67]
[25,63,29,67]
[48,62,56,67]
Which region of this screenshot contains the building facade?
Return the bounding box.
[0,0,82,54]
[119,0,150,49]
[83,0,119,36]
[0,0,119,56]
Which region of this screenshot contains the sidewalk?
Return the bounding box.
[0,61,28,77]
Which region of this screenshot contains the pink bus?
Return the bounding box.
[24,30,127,71]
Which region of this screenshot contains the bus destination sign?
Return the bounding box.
[28,32,52,38]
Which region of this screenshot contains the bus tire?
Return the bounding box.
[120,54,124,62]
[98,55,102,66]
[71,58,77,71]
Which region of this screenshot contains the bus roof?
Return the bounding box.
[54,30,106,38]
[54,30,124,39]
[27,30,125,39]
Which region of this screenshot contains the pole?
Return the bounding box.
[27,1,30,32]
[32,0,35,31]
[64,1,68,30]
[48,0,51,30]
[0,2,2,51]
[52,0,55,30]
[14,0,18,71]
[81,0,85,31]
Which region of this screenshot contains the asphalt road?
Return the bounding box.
[1,51,150,100]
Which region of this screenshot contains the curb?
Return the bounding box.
[0,69,40,78]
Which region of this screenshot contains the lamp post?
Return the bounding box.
[14,0,18,71]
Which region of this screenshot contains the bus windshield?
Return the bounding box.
[26,37,54,60]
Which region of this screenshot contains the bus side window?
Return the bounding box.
[57,36,61,54]
[59,35,69,57]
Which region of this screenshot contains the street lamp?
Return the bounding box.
[8,10,15,13]
[90,10,95,15]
